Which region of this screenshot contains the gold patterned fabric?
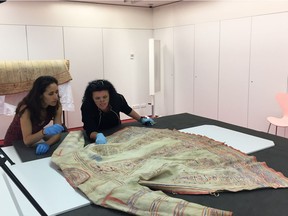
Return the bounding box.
[0,59,72,95]
[52,127,288,215]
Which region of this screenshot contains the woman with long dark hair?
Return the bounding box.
[81,79,155,144]
[4,76,64,154]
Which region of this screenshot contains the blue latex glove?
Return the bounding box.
[43,124,64,136]
[140,117,155,126]
[95,133,107,144]
[35,143,50,155]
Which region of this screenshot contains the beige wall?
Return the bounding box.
[0,2,152,28]
[2,1,288,29]
[1,1,288,138]
[153,1,288,28]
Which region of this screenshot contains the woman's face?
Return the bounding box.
[41,83,59,108]
[92,90,110,111]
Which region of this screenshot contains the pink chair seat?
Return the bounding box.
[267,93,288,135]
[267,116,288,127]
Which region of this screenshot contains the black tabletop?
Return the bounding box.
[11,113,288,216]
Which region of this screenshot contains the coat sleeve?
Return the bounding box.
[81,103,99,138]
[118,94,132,115]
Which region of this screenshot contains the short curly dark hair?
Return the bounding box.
[82,79,117,105]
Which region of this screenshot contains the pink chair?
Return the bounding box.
[267,92,288,135]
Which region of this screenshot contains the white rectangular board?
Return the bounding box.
[179,125,275,154]
[0,173,21,216]
[3,157,90,216]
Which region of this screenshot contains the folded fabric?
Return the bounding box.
[0,59,72,95]
[52,127,288,216]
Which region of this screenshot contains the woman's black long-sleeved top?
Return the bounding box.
[81,93,132,138]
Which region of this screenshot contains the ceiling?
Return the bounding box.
[69,0,183,8]
[7,0,184,8]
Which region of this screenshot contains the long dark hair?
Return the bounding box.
[82,79,117,107]
[16,76,60,124]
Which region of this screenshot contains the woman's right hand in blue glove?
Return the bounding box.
[35,143,50,155]
[95,133,107,144]
[140,117,155,126]
[43,124,64,136]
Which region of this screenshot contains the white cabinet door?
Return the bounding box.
[26,26,64,60]
[0,25,28,140]
[173,25,195,115]
[218,17,251,127]
[249,13,288,135]
[26,25,66,126]
[63,27,103,128]
[153,28,174,117]
[194,22,220,119]
[103,29,152,119]
[0,25,28,60]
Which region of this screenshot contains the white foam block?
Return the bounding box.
[1,145,22,164]
[179,125,275,154]
[0,146,23,215]
[4,157,90,216]
[0,173,21,216]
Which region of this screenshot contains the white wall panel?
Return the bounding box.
[26,26,64,60]
[218,17,251,127]
[173,25,195,114]
[0,25,28,140]
[63,27,104,128]
[153,28,174,117]
[25,25,65,127]
[0,2,152,29]
[2,2,288,139]
[194,22,220,119]
[248,13,288,135]
[153,1,288,29]
[103,29,152,119]
[0,25,28,60]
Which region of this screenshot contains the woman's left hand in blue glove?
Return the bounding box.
[35,143,50,155]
